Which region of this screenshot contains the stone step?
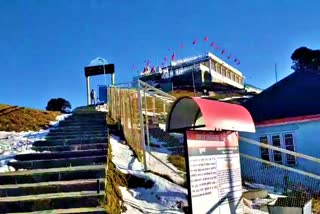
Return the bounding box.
[46,132,107,139]
[52,125,107,130]
[0,165,105,185]
[33,137,107,147]
[64,117,106,122]
[73,112,106,115]
[0,178,105,197]
[0,191,105,213]
[8,155,107,170]
[8,207,106,214]
[14,149,107,161]
[9,155,106,170]
[32,143,107,152]
[58,121,106,126]
[49,129,108,135]
[45,135,107,141]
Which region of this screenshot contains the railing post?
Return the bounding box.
[152,96,156,117]
[144,89,151,158]
[137,84,148,171]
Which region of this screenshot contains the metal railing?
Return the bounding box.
[108,80,185,183]
[240,136,320,198]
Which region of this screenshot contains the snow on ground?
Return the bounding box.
[109,135,188,213]
[96,104,108,112]
[242,182,287,213]
[0,114,70,173]
[219,95,253,101]
[147,137,186,185]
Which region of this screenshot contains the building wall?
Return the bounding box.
[239,120,320,191]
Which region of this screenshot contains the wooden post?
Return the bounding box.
[153,97,156,117]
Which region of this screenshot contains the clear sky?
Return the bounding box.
[0,0,319,110]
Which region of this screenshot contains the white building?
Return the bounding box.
[160,52,245,89]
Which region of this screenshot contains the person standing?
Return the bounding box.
[90,89,96,105]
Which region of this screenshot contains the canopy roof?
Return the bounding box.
[166,97,255,133]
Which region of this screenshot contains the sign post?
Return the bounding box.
[185,130,243,214]
[166,96,255,214]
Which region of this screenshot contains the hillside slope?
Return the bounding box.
[0,104,60,132]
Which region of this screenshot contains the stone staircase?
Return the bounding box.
[0,111,108,213]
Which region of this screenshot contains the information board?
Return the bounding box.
[186,130,243,214]
[84,64,115,77]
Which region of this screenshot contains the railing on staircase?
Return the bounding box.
[108,80,187,184]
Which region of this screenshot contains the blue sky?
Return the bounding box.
[0,0,319,110]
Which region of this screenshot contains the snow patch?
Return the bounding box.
[109,135,187,213]
[0,114,69,173]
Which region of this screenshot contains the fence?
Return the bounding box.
[108,81,320,206]
[239,136,320,199]
[108,84,142,161]
[108,80,186,183]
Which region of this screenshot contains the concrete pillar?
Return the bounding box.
[86,76,90,105]
[111,73,115,85]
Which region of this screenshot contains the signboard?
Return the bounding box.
[84,64,115,77]
[186,130,243,214]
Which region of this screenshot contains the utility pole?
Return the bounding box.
[275,63,278,83]
[192,70,196,96]
[192,66,196,96]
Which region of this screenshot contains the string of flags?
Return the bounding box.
[135,35,241,75]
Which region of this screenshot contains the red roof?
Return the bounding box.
[166,97,255,133]
[256,114,320,127]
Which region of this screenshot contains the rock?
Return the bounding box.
[243,189,269,200]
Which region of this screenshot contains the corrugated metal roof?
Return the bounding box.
[242,69,320,122]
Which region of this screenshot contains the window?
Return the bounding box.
[222,69,226,76]
[215,64,220,74]
[259,133,296,166]
[211,61,215,71]
[272,135,282,164]
[220,67,224,75]
[259,136,270,161]
[226,71,230,79]
[284,134,296,165]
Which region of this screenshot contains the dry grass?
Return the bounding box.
[105,147,127,214]
[168,155,186,172]
[314,198,320,214]
[169,90,202,98]
[0,104,60,132]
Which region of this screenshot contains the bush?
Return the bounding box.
[46,98,71,113]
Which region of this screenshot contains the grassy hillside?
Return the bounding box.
[0,104,60,132]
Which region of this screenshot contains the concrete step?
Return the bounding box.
[58,121,106,126]
[64,118,106,122]
[14,149,107,161]
[52,125,107,130]
[46,132,107,139]
[0,165,105,185]
[9,155,106,170]
[32,143,107,152]
[33,137,107,147]
[0,179,105,197]
[45,135,107,141]
[8,207,106,214]
[0,191,105,213]
[49,129,108,135]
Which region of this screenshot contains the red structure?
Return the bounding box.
[166,97,255,214]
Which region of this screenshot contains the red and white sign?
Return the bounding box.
[186,130,243,214]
